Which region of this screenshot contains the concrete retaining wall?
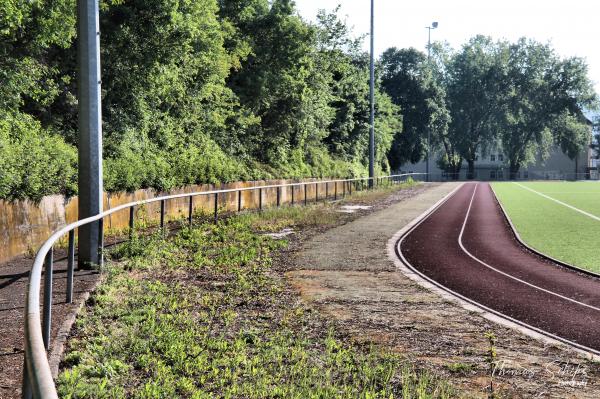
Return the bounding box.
[0,178,349,264]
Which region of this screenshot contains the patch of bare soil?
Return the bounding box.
[285,183,600,398]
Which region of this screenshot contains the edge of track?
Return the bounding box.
[388,182,600,360]
[489,183,600,280]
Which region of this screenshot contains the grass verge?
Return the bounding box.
[57,181,456,398]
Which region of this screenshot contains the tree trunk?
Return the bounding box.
[467,159,475,180]
[509,162,520,180]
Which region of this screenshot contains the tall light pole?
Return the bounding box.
[425,21,438,182]
[78,0,103,268]
[368,0,375,188]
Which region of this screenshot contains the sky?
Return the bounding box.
[295,0,600,98]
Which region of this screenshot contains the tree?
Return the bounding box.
[316,8,398,174]
[498,39,598,179]
[445,36,504,179]
[379,47,448,171]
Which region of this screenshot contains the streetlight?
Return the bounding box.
[425,21,438,182]
[368,0,375,188]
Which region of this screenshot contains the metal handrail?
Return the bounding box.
[21,173,425,398]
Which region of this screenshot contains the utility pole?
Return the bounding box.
[368,0,375,188]
[77,0,103,268]
[425,22,438,182]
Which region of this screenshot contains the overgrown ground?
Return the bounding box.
[57,181,457,398]
[492,181,600,272]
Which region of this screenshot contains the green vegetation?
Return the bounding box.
[0,1,401,201]
[57,186,456,398]
[379,36,598,179]
[492,181,600,272]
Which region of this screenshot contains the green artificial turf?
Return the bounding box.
[492,181,600,273]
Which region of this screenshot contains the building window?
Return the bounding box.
[498,154,504,162]
[498,170,504,179]
[524,171,529,179]
[490,170,497,179]
[490,154,496,162]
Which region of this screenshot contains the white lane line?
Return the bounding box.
[458,183,600,313]
[514,182,600,222]
[394,184,600,357]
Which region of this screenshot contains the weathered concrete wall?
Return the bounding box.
[0,178,347,264]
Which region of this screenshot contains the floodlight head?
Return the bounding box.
[432,22,439,29]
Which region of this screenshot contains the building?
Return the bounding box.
[402,118,596,181]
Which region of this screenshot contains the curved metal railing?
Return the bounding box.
[21,173,425,398]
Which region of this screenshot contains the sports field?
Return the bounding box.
[492,181,600,273]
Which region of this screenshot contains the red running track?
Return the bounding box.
[398,182,600,353]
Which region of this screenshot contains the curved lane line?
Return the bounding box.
[459,183,600,313]
[394,183,600,356]
[514,182,600,222]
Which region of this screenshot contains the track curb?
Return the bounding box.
[490,184,600,280]
[387,182,600,361]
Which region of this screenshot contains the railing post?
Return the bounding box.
[214,193,219,223]
[259,188,263,211]
[160,199,166,230]
[188,196,193,226]
[66,230,75,303]
[334,182,337,200]
[129,206,135,239]
[277,186,281,207]
[304,184,308,206]
[42,248,54,350]
[315,183,318,202]
[97,218,104,268]
[238,190,242,212]
[325,182,328,199]
[291,185,295,205]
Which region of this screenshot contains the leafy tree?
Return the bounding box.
[445,36,504,179]
[379,47,449,172]
[498,39,598,178]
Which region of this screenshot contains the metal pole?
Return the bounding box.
[188,197,193,226]
[129,206,135,238]
[291,185,295,205]
[66,231,75,303]
[368,0,375,188]
[238,190,242,212]
[214,193,218,222]
[426,27,431,183]
[98,218,104,268]
[304,184,308,206]
[276,187,281,207]
[259,188,263,210]
[42,248,53,350]
[160,200,165,230]
[77,0,103,268]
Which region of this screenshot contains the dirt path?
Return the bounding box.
[0,250,101,398]
[288,182,600,398]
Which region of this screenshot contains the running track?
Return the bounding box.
[398,182,600,353]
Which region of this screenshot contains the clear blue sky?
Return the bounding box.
[296,0,600,97]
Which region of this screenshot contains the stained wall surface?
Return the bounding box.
[0,178,352,264]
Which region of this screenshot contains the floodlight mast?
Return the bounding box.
[77,0,103,268]
[368,0,375,188]
[425,21,438,182]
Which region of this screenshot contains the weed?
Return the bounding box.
[57,184,454,398]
